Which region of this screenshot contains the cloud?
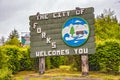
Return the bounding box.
[0,0,119,39]
[75,20,81,23]
[66,36,74,41]
[0,0,27,21]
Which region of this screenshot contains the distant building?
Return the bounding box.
[21,32,30,46]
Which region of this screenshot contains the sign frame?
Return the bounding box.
[29,7,95,58]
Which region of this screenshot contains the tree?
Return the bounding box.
[70,26,75,37]
[95,9,120,41]
[0,36,5,45]
[5,29,20,46]
[9,29,19,39]
[5,37,20,46]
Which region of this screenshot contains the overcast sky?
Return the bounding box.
[0,0,120,39]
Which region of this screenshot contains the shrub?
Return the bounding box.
[96,40,120,74]
[0,45,34,74]
[45,56,66,69]
[19,47,34,71]
[0,67,13,80]
[89,54,100,71]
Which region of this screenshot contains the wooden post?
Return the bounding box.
[39,57,45,74]
[81,54,89,76]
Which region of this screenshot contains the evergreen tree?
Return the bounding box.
[6,29,20,46]
[70,26,75,37]
[9,29,19,39]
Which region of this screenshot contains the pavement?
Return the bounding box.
[24,76,102,80]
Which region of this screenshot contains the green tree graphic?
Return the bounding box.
[70,26,75,37]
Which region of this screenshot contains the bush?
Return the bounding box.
[45,56,66,69]
[96,40,120,74]
[19,47,34,71]
[0,45,34,74]
[0,67,13,80]
[70,55,81,71]
[89,54,100,71]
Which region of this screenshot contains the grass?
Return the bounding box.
[14,66,120,80]
[29,78,64,80]
[14,71,34,80]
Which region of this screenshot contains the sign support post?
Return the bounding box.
[39,57,45,74]
[81,54,89,76]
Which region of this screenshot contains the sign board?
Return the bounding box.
[29,7,95,57]
[21,32,30,46]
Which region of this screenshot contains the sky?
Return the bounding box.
[0,0,120,40]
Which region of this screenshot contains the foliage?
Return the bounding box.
[6,29,20,46]
[0,67,13,80]
[45,57,51,69]
[9,29,19,39]
[0,45,34,79]
[0,47,8,68]
[96,40,120,74]
[92,9,120,74]
[59,65,71,71]
[51,56,64,68]
[89,54,100,71]
[95,9,120,41]
[19,47,34,71]
[5,37,20,46]
[45,56,66,69]
[70,55,81,71]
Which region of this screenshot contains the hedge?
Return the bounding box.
[88,39,120,74]
[0,45,34,79]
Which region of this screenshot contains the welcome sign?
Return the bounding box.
[29,7,95,57]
